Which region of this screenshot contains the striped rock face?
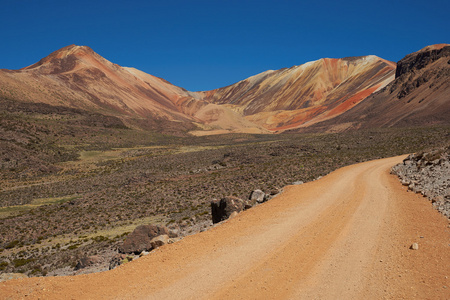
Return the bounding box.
[196,56,395,131]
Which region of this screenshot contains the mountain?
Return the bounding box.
[292,44,450,132]
[0,45,203,133]
[0,45,271,134]
[198,56,395,131]
[2,44,447,136]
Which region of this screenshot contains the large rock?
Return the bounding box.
[119,224,170,254]
[211,196,245,224]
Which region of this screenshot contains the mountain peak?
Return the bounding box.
[22,45,96,73]
[52,44,94,57]
[418,43,449,53]
[396,43,450,78]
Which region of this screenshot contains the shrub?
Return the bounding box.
[13,258,34,268]
[67,244,79,250]
[5,240,21,249]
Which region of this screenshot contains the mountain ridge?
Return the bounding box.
[1,44,447,135]
[197,55,395,131]
[289,44,450,132]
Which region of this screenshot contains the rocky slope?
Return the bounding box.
[391,146,450,218]
[296,44,450,132]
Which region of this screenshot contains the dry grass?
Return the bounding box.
[0,195,80,218]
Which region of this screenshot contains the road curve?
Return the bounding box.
[1,156,449,299]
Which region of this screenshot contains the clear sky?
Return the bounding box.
[1,0,448,91]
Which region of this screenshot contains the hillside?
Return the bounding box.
[293,44,450,132]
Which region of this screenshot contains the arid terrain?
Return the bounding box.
[1,156,449,299]
[0,42,449,298]
[0,111,448,277]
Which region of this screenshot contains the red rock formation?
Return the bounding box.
[197,56,395,131]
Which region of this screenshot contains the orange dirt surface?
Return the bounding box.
[1,156,449,299]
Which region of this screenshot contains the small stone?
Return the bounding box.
[228,211,239,220]
[410,243,419,250]
[150,234,169,249]
[139,251,150,257]
[249,190,266,204]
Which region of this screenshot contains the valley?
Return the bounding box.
[0,100,448,276]
[0,43,449,296]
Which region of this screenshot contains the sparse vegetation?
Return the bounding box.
[1,96,449,277]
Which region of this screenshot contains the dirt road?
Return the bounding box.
[1,156,449,299]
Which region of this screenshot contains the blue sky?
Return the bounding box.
[1,0,448,91]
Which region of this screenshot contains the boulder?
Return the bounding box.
[211,196,245,224]
[249,189,266,204]
[169,228,180,238]
[119,224,170,254]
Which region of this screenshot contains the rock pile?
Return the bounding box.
[391,146,450,218]
[211,196,246,224]
[211,188,281,224]
[104,224,177,270]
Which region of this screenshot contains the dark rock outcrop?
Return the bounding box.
[395,45,450,78]
[211,196,245,224]
[119,224,170,254]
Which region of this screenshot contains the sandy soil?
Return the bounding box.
[1,156,449,299]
